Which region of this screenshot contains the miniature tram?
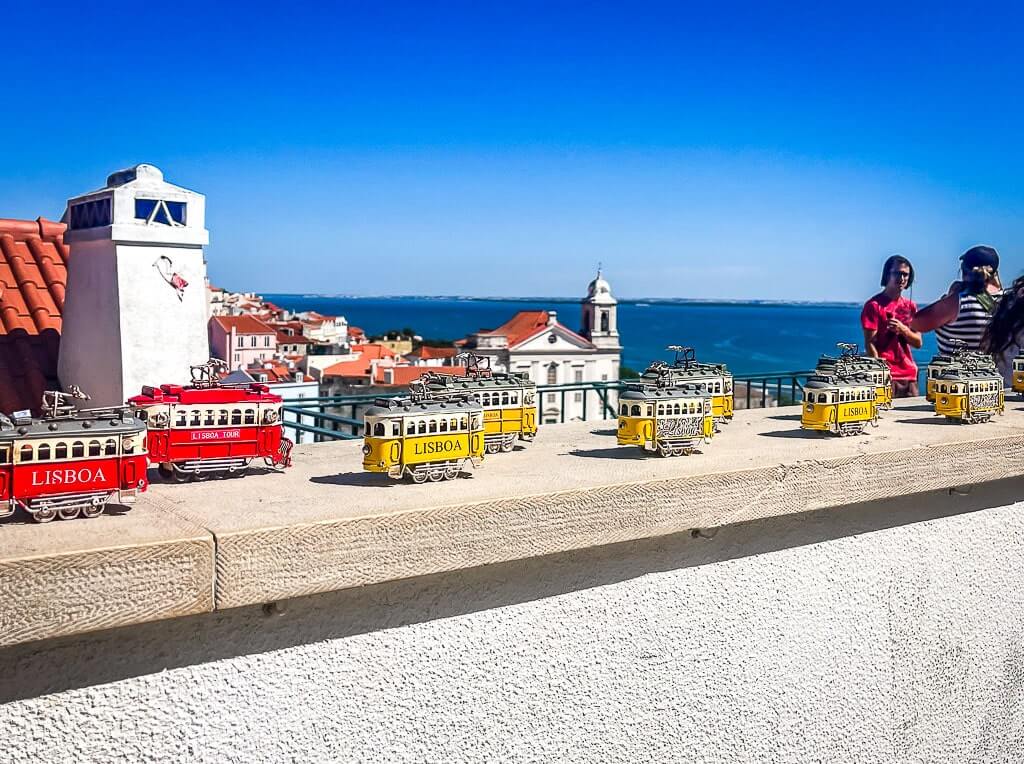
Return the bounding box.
[128,360,293,481]
[932,360,1004,424]
[1014,354,1024,398]
[637,346,734,426]
[617,383,714,455]
[415,354,537,453]
[362,390,484,482]
[800,371,879,436]
[0,390,149,522]
[816,344,893,411]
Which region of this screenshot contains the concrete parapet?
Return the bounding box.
[2,398,1024,647]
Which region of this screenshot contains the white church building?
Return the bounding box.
[459,272,622,423]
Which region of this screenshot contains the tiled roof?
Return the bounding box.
[487,310,549,346]
[415,346,457,360]
[373,365,467,385]
[276,331,310,346]
[321,343,400,378]
[210,315,276,335]
[0,217,69,413]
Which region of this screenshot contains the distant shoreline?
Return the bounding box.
[263,293,861,309]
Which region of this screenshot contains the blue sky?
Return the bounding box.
[2,1,1022,301]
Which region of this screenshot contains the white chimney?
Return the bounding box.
[59,165,210,405]
[547,311,558,327]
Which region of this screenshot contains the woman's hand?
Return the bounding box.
[887,317,910,336]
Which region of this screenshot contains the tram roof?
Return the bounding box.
[364,396,482,417]
[621,384,711,401]
[127,383,282,405]
[0,407,144,439]
[937,366,1001,381]
[421,373,534,391]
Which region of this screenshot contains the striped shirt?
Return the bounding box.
[935,291,1000,354]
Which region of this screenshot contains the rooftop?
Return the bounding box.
[210,315,276,335]
[0,217,69,413]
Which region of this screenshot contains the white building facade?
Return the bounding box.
[461,272,621,423]
[59,165,210,406]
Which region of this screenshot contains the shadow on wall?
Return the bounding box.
[1,476,1022,704]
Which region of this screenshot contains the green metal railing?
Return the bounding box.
[282,371,818,442]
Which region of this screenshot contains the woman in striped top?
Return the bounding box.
[911,246,1003,354]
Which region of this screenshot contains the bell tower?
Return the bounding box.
[580,268,621,351]
[59,164,210,406]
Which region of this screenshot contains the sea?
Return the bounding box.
[264,295,940,377]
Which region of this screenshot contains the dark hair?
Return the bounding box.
[880,255,914,288]
[983,274,1024,355]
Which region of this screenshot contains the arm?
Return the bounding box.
[863,327,880,357]
[890,321,923,348]
[910,292,959,333]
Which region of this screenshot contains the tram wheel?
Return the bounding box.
[485,442,500,455]
[428,469,444,482]
[158,463,174,480]
[81,499,106,519]
[58,506,81,521]
[32,507,57,523]
[500,438,515,453]
[657,443,673,457]
[444,467,459,480]
[411,470,428,484]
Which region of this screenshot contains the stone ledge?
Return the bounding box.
[2,399,1024,644]
[0,506,214,647]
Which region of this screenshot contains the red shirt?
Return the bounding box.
[861,293,918,380]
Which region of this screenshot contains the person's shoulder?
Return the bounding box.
[863,292,886,309]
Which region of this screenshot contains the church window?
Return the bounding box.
[600,311,609,333]
[547,363,558,385]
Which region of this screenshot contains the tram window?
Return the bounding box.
[105,439,117,455]
[231,409,242,425]
[631,405,641,416]
[406,420,415,435]
[450,418,458,431]
[0,445,9,464]
[176,410,187,427]
[55,442,67,459]
[620,404,629,415]
[190,410,201,426]
[38,444,51,461]
[87,440,101,457]
[460,416,468,430]
[417,421,427,435]
[510,393,518,405]
[482,393,490,406]
[501,392,509,405]
[429,420,438,433]
[392,421,400,437]
[440,419,448,432]
[19,444,32,462]
[656,404,663,415]
[373,422,385,437]
[72,441,84,458]
[244,409,256,425]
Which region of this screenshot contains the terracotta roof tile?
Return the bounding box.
[210,314,276,334]
[373,365,467,385]
[0,218,68,412]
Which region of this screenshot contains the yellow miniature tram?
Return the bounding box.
[932,365,1004,424]
[417,355,537,453]
[617,383,715,456]
[362,394,484,482]
[1013,354,1024,398]
[925,352,955,403]
[801,372,879,436]
[817,344,893,410]
[638,346,734,426]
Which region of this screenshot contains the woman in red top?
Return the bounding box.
[861,255,923,397]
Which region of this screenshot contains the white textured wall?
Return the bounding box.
[4,480,1024,763]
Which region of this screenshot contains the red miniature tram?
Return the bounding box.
[0,389,149,523]
[128,359,293,481]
